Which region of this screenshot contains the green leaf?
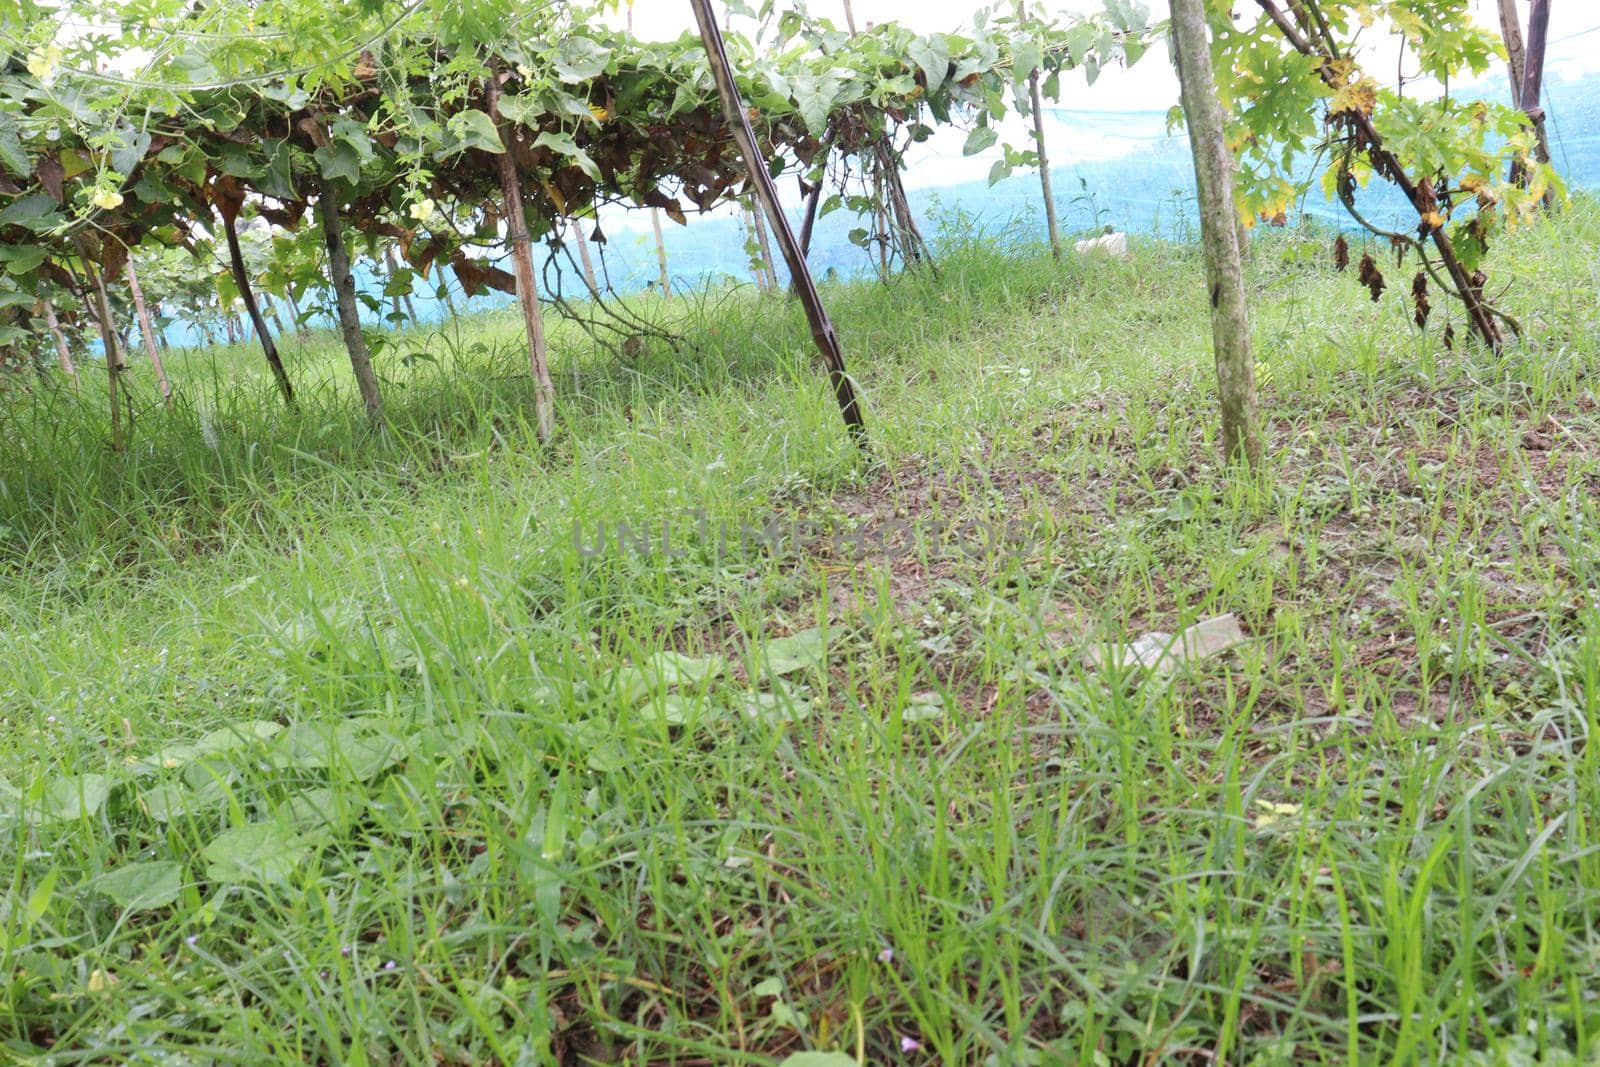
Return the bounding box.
[736,684,814,725]
[138,781,227,822]
[988,159,1013,186]
[314,142,362,184]
[760,628,826,676]
[533,131,601,181]
[25,868,57,925]
[791,73,838,138]
[202,822,309,886]
[331,117,374,162]
[0,193,60,230]
[908,34,951,92]
[109,128,152,178]
[36,774,111,823]
[261,141,297,201]
[776,1053,857,1067]
[95,861,183,911]
[963,125,999,156]
[0,114,29,178]
[552,38,612,82]
[0,244,46,274]
[447,111,505,155]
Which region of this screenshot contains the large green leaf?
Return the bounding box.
[445,111,505,155]
[202,822,309,886]
[314,142,362,184]
[0,193,60,230]
[907,34,951,92]
[552,38,612,82]
[95,861,184,911]
[533,131,600,181]
[35,774,112,824]
[0,113,29,178]
[963,125,998,156]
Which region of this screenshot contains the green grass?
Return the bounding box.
[2,202,1600,1065]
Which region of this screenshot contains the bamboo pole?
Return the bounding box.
[126,260,173,408]
[650,207,672,296]
[74,243,126,451]
[220,211,295,407]
[751,200,779,290]
[689,0,867,445]
[487,68,558,443]
[571,217,601,296]
[1515,0,1555,199]
[1498,0,1527,104]
[40,300,80,387]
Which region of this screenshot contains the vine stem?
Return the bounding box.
[1254,0,1505,350]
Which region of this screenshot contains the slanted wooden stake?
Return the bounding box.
[286,291,310,338]
[1171,0,1263,468]
[317,185,384,422]
[218,204,295,408]
[751,201,779,290]
[571,217,601,296]
[650,207,672,297]
[74,241,127,451]
[689,0,867,445]
[487,69,557,443]
[41,300,80,387]
[126,260,173,408]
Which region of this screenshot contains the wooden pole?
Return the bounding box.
[1171,0,1262,468]
[75,243,126,451]
[487,69,558,443]
[1498,0,1527,105]
[317,185,384,422]
[1021,3,1062,258]
[650,207,672,297]
[798,181,823,258]
[220,211,295,408]
[689,0,867,445]
[1517,0,1555,197]
[41,300,80,387]
[752,200,779,290]
[571,217,601,296]
[126,260,173,408]
[286,291,310,338]
[841,0,858,35]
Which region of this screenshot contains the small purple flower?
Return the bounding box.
[185,935,198,947]
[878,947,894,964]
[384,960,397,971]
[900,1036,922,1053]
